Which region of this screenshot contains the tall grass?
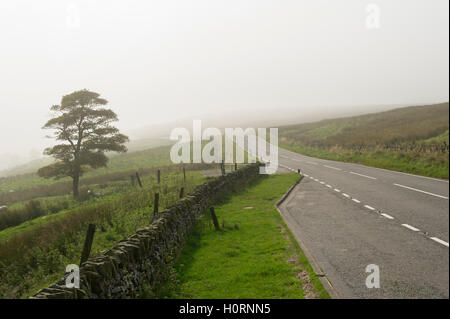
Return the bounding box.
[279,103,449,179]
[0,165,209,298]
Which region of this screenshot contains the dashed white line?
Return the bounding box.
[430,237,449,247]
[349,172,377,180]
[393,183,449,200]
[401,224,420,232]
[324,165,342,171]
[291,158,302,162]
[306,161,318,165]
[296,170,446,248]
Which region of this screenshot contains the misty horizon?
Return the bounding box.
[0,0,448,170]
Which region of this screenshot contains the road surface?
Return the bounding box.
[235,136,449,298]
[275,148,449,298]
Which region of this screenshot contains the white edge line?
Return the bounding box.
[342,193,350,198]
[401,224,420,232]
[352,198,361,203]
[393,183,448,200]
[381,213,394,220]
[430,237,449,247]
[334,189,340,192]
[364,205,375,211]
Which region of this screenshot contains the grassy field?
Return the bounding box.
[152,173,329,299]
[0,165,210,298]
[0,145,174,194]
[279,103,449,179]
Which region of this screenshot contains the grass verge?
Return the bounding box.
[281,144,449,180]
[153,173,329,299]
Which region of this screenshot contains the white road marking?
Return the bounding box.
[324,165,342,171]
[291,158,302,162]
[393,183,448,200]
[349,172,377,180]
[430,237,449,247]
[401,224,420,232]
[287,153,447,245]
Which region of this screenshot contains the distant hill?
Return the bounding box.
[279,103,449,148]
[0,137,173,178]
[279,103,449,179]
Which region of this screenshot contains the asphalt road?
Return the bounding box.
[275,148,449,298]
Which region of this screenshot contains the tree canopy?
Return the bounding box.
[38,89,129,197]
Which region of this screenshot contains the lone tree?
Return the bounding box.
[38,89,129,197]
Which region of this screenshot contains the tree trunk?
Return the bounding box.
[72,173,80,198]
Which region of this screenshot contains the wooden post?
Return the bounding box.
[153,193,159,214]
[179,187,184,199]
[157,169,161,184]
[235,162,237,171]
[297,168,301,174]
[80,224,96,265]
[220,162,225,176]
[135,172,143,188]
[183,166,186,182]
[209,207,220,231]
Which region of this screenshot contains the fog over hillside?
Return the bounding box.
[0,0,448,171]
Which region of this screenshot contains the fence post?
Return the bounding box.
[135,172,143,188]
[179,187,184,199]
[157,169,161,184]
[209,207,220,231]
[154,193,159,214]
[235,162,237,171]
[183,166,186,182]
[297,168,301,174]
[80,224,96,265]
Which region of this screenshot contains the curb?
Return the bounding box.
[275,175,340,299]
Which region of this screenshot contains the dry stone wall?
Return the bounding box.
[32,163,262,299]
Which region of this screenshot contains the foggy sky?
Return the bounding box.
[0,0,448,170]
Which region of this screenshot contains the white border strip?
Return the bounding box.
[394,183,449,200]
